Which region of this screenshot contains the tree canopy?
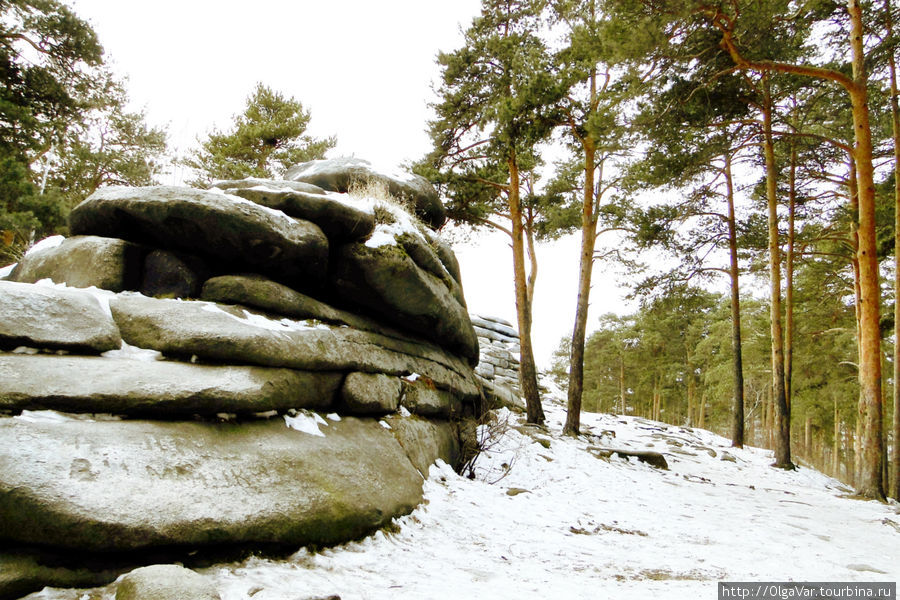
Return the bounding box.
[184,83,336,186]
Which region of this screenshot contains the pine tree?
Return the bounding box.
[185,83,336,186]
[424,0,561,425]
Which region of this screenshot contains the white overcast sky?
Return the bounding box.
[67,0,634,367]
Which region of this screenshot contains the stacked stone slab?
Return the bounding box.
[471,314,524,411]
[0,158,478,599]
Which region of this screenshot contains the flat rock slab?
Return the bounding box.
[210,178,326,195]
[68,186,329,290]
[224,185,375,243]
[0,416,423,552]
[285,157,446,229]
[9,235,145,292]
[0,281,121,353]
[0,354,341,416]
[109,295,480,399]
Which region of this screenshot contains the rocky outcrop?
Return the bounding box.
[471,314,525,412]
[0,163,479,599]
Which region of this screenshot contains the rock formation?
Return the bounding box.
[0,158,479,599]
[471,314,525,412]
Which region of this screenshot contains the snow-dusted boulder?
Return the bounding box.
[69,186,330,290]
[9,235,144,291]
[0,281,121,353]
[115,564,220,600]
[0,417,423,551]
[285,156,446,229]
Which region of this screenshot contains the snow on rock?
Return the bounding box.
[25,235,65,256]
[283,410,328,437]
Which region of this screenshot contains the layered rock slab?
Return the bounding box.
[108,294,480,399]
[0,281,121,353]
[212,181,375,242]
[68,186,329,290]
[285,157,446,229]
[0,354,341,416]
[0,417,423,552]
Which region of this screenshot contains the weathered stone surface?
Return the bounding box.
[332,243,479,366]
[8,235,145,292]
[109,295,480,399]
[0,354,341,416]
[401,379,462,419]
[201,274,401,337]
[285,157,446,229]
[0,551,123,600]
[471,315,518,338]
[0,417,423,551]
[68,186,329,290]
[116,565,220,600]
[396,232,465,307]
[479,375,525,413]
[384,416,460,477]
[221,184,375,242]
[210,177,326,195]
[0,281,121,353]
[141,249,207,299]
[340,372,401,415]
[423,228,462,285]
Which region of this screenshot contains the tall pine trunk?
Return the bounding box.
[564,136,598,436]
[785,142,797,410]
[886,0,900,501]
[508,150,545,425]
[762,81,793,469]
[725,152,745,448]
[848,0,884,499]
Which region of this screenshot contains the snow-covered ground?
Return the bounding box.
[27,380,899,600]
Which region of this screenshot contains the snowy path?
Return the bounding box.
[29,389,899,600]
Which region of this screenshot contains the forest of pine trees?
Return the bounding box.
[424,0,900,501]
